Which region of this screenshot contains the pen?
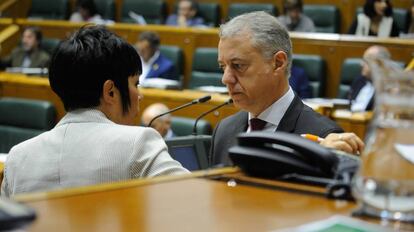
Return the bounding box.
[301,134,324,143]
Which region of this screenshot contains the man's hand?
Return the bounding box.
[320,132,365,155]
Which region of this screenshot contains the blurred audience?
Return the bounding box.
[166,0,206,27]
[1,26,50,69]
[135,31,178,82]
[277,0,315,32]
[406,0,414,34]
[349,45,391,112]
[348,0,399,37]
[70,0,104,24]
[142,103,175,139]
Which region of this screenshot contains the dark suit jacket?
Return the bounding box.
[146,54,178,81]
[1,47,50,68]
[210,95,343,166]
[349,75,374,111]
[289,66,312,99]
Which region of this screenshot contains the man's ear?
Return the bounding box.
[272,51,288,72]
[102,80,116,105]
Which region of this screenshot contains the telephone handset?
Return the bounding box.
[228,131,340,179]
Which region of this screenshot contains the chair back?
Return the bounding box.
[303,5,340,33]
[227,3,277,20]
[189,48,223,89]
[121,0,167,24]
[292,54,327,97]
[338,58,362,99]
[94,0,116,20]
[29,0,69,19]
[0,97,56,153]
[171,116,212,136]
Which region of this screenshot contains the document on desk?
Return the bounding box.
[274,215,390,232]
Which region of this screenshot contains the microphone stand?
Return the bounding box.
[192,99,233,135]
[148,95,211,127]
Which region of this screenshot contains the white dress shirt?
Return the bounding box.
[139,51,160,83]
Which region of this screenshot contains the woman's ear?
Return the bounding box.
[102,80,116,105]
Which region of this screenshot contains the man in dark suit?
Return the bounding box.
[211,12,363,166]
[289,65,312,99]
[1,26,50,69]
[349,45,390,112]
[135,31,178,82]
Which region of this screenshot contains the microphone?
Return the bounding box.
[148,95,211,127]
[192,98,233,135]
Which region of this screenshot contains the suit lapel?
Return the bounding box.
[276,95,302,133]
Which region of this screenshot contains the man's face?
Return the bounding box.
[287,8,301,25]
[22,29,38,52]
[116,75,142,125]
[361,47,379,79]
[178,0,196,19]
[136,40,155,62]
[218,33,286,116]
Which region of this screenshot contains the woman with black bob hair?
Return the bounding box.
[348,0,399,37]
[1,26,188,197]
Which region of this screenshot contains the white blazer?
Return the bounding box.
[1,109,188,196]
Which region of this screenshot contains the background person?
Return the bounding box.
[348,45,391,112]
[135,31,178,83]
[69,0,104,24]
[1,26,188,197]
[1,26,50,69]
[141,103,175,139]
[348,0,399,37]
[165,0,205,27]
[277,0,315,32]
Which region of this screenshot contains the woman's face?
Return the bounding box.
[374,0,387,16]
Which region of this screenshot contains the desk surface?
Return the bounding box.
[15,168,358,232]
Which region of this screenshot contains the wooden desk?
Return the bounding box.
[0,72,239,128]
[331,110,373,139]
[14,168,412,232]
[10,19,414,97]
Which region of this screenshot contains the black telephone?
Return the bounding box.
[229,131,353,179]
[228,131,360,199]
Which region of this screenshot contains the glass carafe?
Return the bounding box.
[352,58,414,222]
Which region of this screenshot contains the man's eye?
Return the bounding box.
[233,63,246,71]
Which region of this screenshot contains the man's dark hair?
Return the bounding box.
[24,26,42,43]
[364,0,393,18]
[77,0,98,16]
[49,26,141,113]
[283,0,303,13]
[138,31,160,50]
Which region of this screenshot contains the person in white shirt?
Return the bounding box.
[349,45,391,112]
[141,103,175,139]
[1,26,188,197]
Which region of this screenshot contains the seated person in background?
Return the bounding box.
[211,12,364,166]
[166,0,205,27]
[349,45,391,112]
[1,27,50,69]
[289,65,312,99]
[1,26,188,197]
[141,103,175,139]
[135,31,178,83]
[348,0,399,37]
[406,0,414,34]
[277,0,315,33]
[70,0,103,24]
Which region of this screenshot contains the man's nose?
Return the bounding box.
[222,68,236,85]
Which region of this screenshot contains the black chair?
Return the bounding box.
[0,97,56,153]
[303,5,340,33]
[171,116,212,136]
[189,48,223,89]
[159,45,184,86]
[94,0,116,20]
[292,54,327,98]
[337,58,362,99]
[41,38,61,56]
[227,3,277,20]
[121,0,167,24]
[198,3,221,27]
[29,0,70,19]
